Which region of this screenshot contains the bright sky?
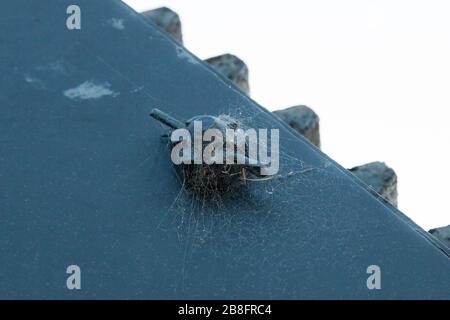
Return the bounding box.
[124,0,450,230]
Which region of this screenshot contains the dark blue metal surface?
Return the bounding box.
[0,0,449,299]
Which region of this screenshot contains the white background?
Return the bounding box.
[124,0,450,230]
